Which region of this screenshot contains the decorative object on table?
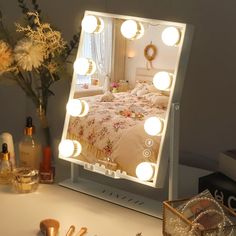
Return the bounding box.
[65,225,75,236]
[40,219,60,236]
[77,227,87,236]
[19,116,42,170]
[144,42,157,70]
[0,143,13,184]
[91,78,99,86]
[110,81,119,93]
[218,149,236,182]
[12,167,39,193]
[0,132,16,168]
[163,189,236,236]
[199,172,236,213]
[0,0,80,148]
[39,146,55,184]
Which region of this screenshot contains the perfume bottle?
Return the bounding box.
[39,146,55,183]
[19,116,42,170]
[0,143,13,184]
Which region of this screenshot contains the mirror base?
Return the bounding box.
[59,177,163,218]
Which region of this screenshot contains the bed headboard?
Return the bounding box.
[135,67,174,84]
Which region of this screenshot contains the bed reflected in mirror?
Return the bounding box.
[59,11,188,186]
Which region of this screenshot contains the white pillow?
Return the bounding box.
[151,94,169,108]
[143,92,169,108]
[136,87,149,97]
[131,83,147,96]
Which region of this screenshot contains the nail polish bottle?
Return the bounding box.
[39,146,55,183]
[0,143,13,184]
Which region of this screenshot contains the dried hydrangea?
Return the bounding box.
[15,12,66,60]
[0,40,13,72]
[14,38,44,71]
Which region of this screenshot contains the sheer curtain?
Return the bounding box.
[91,17,113,91]
[77,18,113,90]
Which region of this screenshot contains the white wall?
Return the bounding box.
[125,24,179,88]
[1,0,236,172]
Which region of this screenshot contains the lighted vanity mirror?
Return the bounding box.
[60,11,191,188]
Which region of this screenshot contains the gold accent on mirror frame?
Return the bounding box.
[144,43,157,69]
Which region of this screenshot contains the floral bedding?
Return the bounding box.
[67,91,167,174]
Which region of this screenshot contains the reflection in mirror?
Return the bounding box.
[59,11,188,187]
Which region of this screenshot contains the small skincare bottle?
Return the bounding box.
[0,143,13,184]
[39,146,55,183]
[19,116,42,170]
[0,132,16,168]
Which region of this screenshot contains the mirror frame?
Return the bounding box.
[59,10,193,189]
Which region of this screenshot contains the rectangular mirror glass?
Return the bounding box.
[60,11,190,187]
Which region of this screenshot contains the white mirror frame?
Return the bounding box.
[59,11,193,190]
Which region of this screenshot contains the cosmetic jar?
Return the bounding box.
[12,168,39,193]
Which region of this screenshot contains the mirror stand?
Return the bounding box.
[59,102,180,218]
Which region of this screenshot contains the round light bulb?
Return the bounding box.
[136,162,154,181]
[58,139,75,158]
[66,99,82,117]
[144,117,163,136]
[153,71,172,91]
[121,20,144,40]
[162,27,181,46]
[58,139,82,158]
[73,58,96,76]
[82,15,104,34]
[78,100,89,117]
[72,140,82,157]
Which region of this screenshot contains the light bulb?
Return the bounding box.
[136,162,154,181]
[162,27,181,46]
[58,139,82,158]
[73,58,96,76]
[81,15,104,34]
[121,20,144,40]
[78,100,89,117]
[66,99,82,117]
[144,117,163,136]
[153,71,172,91]
[72,140,82,157]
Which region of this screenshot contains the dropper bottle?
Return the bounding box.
[0,143,13,184]
[19,116,42,170]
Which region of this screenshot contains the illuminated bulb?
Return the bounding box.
[72,140,82,157]
[82,15,104,34]
[121,20,144,40]
[144,117,163,136]
[136,162,154,181]
[78,100,89,117]
[73,58,96,76]
[58,139,82,158]
[66,99,82,117]
[162,27,181,46]
[153,71,172,91]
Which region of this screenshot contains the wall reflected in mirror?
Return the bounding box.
[59,11,186,186]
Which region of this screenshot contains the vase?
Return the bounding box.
[36,104,52,148]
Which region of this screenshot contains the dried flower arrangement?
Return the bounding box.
[0,0,80,146]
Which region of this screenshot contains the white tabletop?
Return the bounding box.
[0,184,162,236]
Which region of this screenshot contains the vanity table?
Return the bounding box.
[0,184,162,236]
